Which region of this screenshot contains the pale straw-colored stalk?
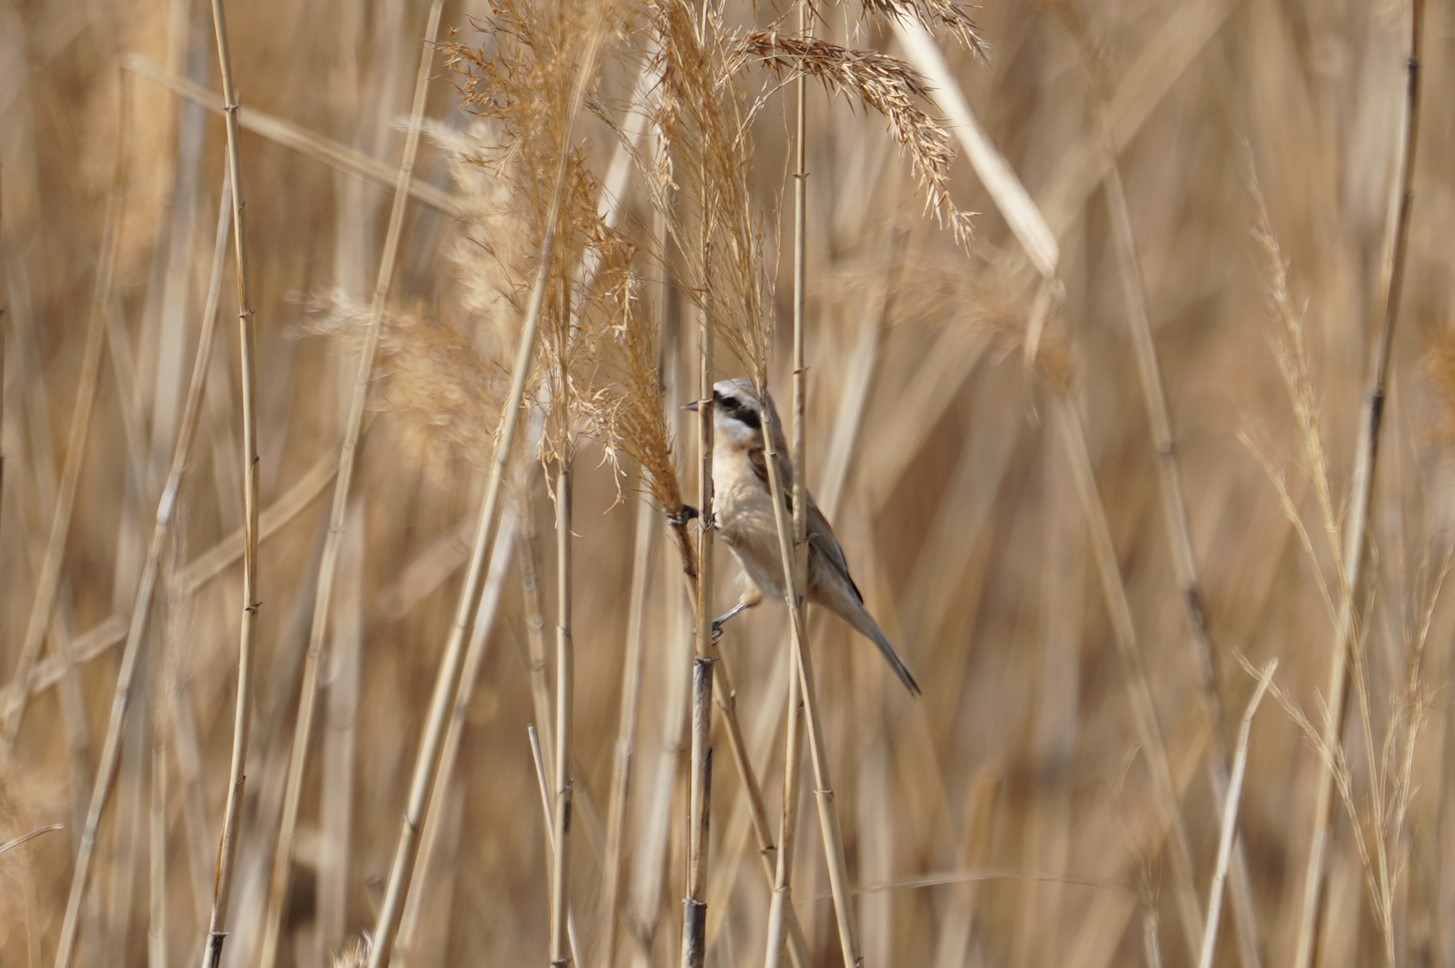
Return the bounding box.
[602,475,657,965]
[257,6,443,965]
[529,726,585,967]
[1292,3,1425,965]
[1199,663,1275,968]
[550,447,575,967]
[764,14,811,962]
[199,1,264,962]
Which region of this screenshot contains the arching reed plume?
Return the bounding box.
[729,29,974,248]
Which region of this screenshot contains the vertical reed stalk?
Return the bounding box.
[763,655,803,968]
[365,79,588,959]
[529,726,585,967]
[551,450,574,966]
[1293,3,1424,965]
[763,15,861,960]
[602,485,656,965]
[149,720,168,968]
[201,0,264,960]
[681,5,716,958]
[764,15,812,962]
[257,6,443,965]
[398,507,522,954]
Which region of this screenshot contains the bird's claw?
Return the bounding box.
[689,620,726,643]
[666,504,700,529]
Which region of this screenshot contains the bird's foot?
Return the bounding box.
[665,504,699,529]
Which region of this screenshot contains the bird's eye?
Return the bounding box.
[719,396,739,410]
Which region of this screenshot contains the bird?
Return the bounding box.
[685,377,920,695]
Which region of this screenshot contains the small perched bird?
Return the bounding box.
[686,377,920,695]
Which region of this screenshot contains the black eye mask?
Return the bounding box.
[713,391,762,431]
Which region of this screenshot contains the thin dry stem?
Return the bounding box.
[528,727,585,967]
[602,491,656,966]
[51,178,231,968]
[199,0,266,961]
[2,118,116,750]
[364,44,599,958]
[1055,7,1262,959]
[1198,663,1276,968]
[257,8,443,966]
[1054,395,1206,962]
[1292,5,1425,964]
[550,455,575,966]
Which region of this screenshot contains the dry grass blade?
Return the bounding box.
[257,6,443,967]
[0,823,63,856]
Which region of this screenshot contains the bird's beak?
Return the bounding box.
[682,399,701,412]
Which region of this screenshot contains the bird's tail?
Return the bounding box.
[845,608,921,696]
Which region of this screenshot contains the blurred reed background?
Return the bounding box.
[1,0,1452,965]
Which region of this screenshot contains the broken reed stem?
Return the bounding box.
[52,181,232,968]
[365,134,578,968]
[528,727,584,967]
[602,485,656,965]
[201,0,265,960]
[1199,662,1276,968]
[255,7,443,965]
[550,453,575,967]
[1053,395,1205,962]
[1293,3,1424,965]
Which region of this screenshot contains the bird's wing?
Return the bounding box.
[749,445,865,607]
[807,503,863,605]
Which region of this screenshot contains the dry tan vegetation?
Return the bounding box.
[1,0,1452,966]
